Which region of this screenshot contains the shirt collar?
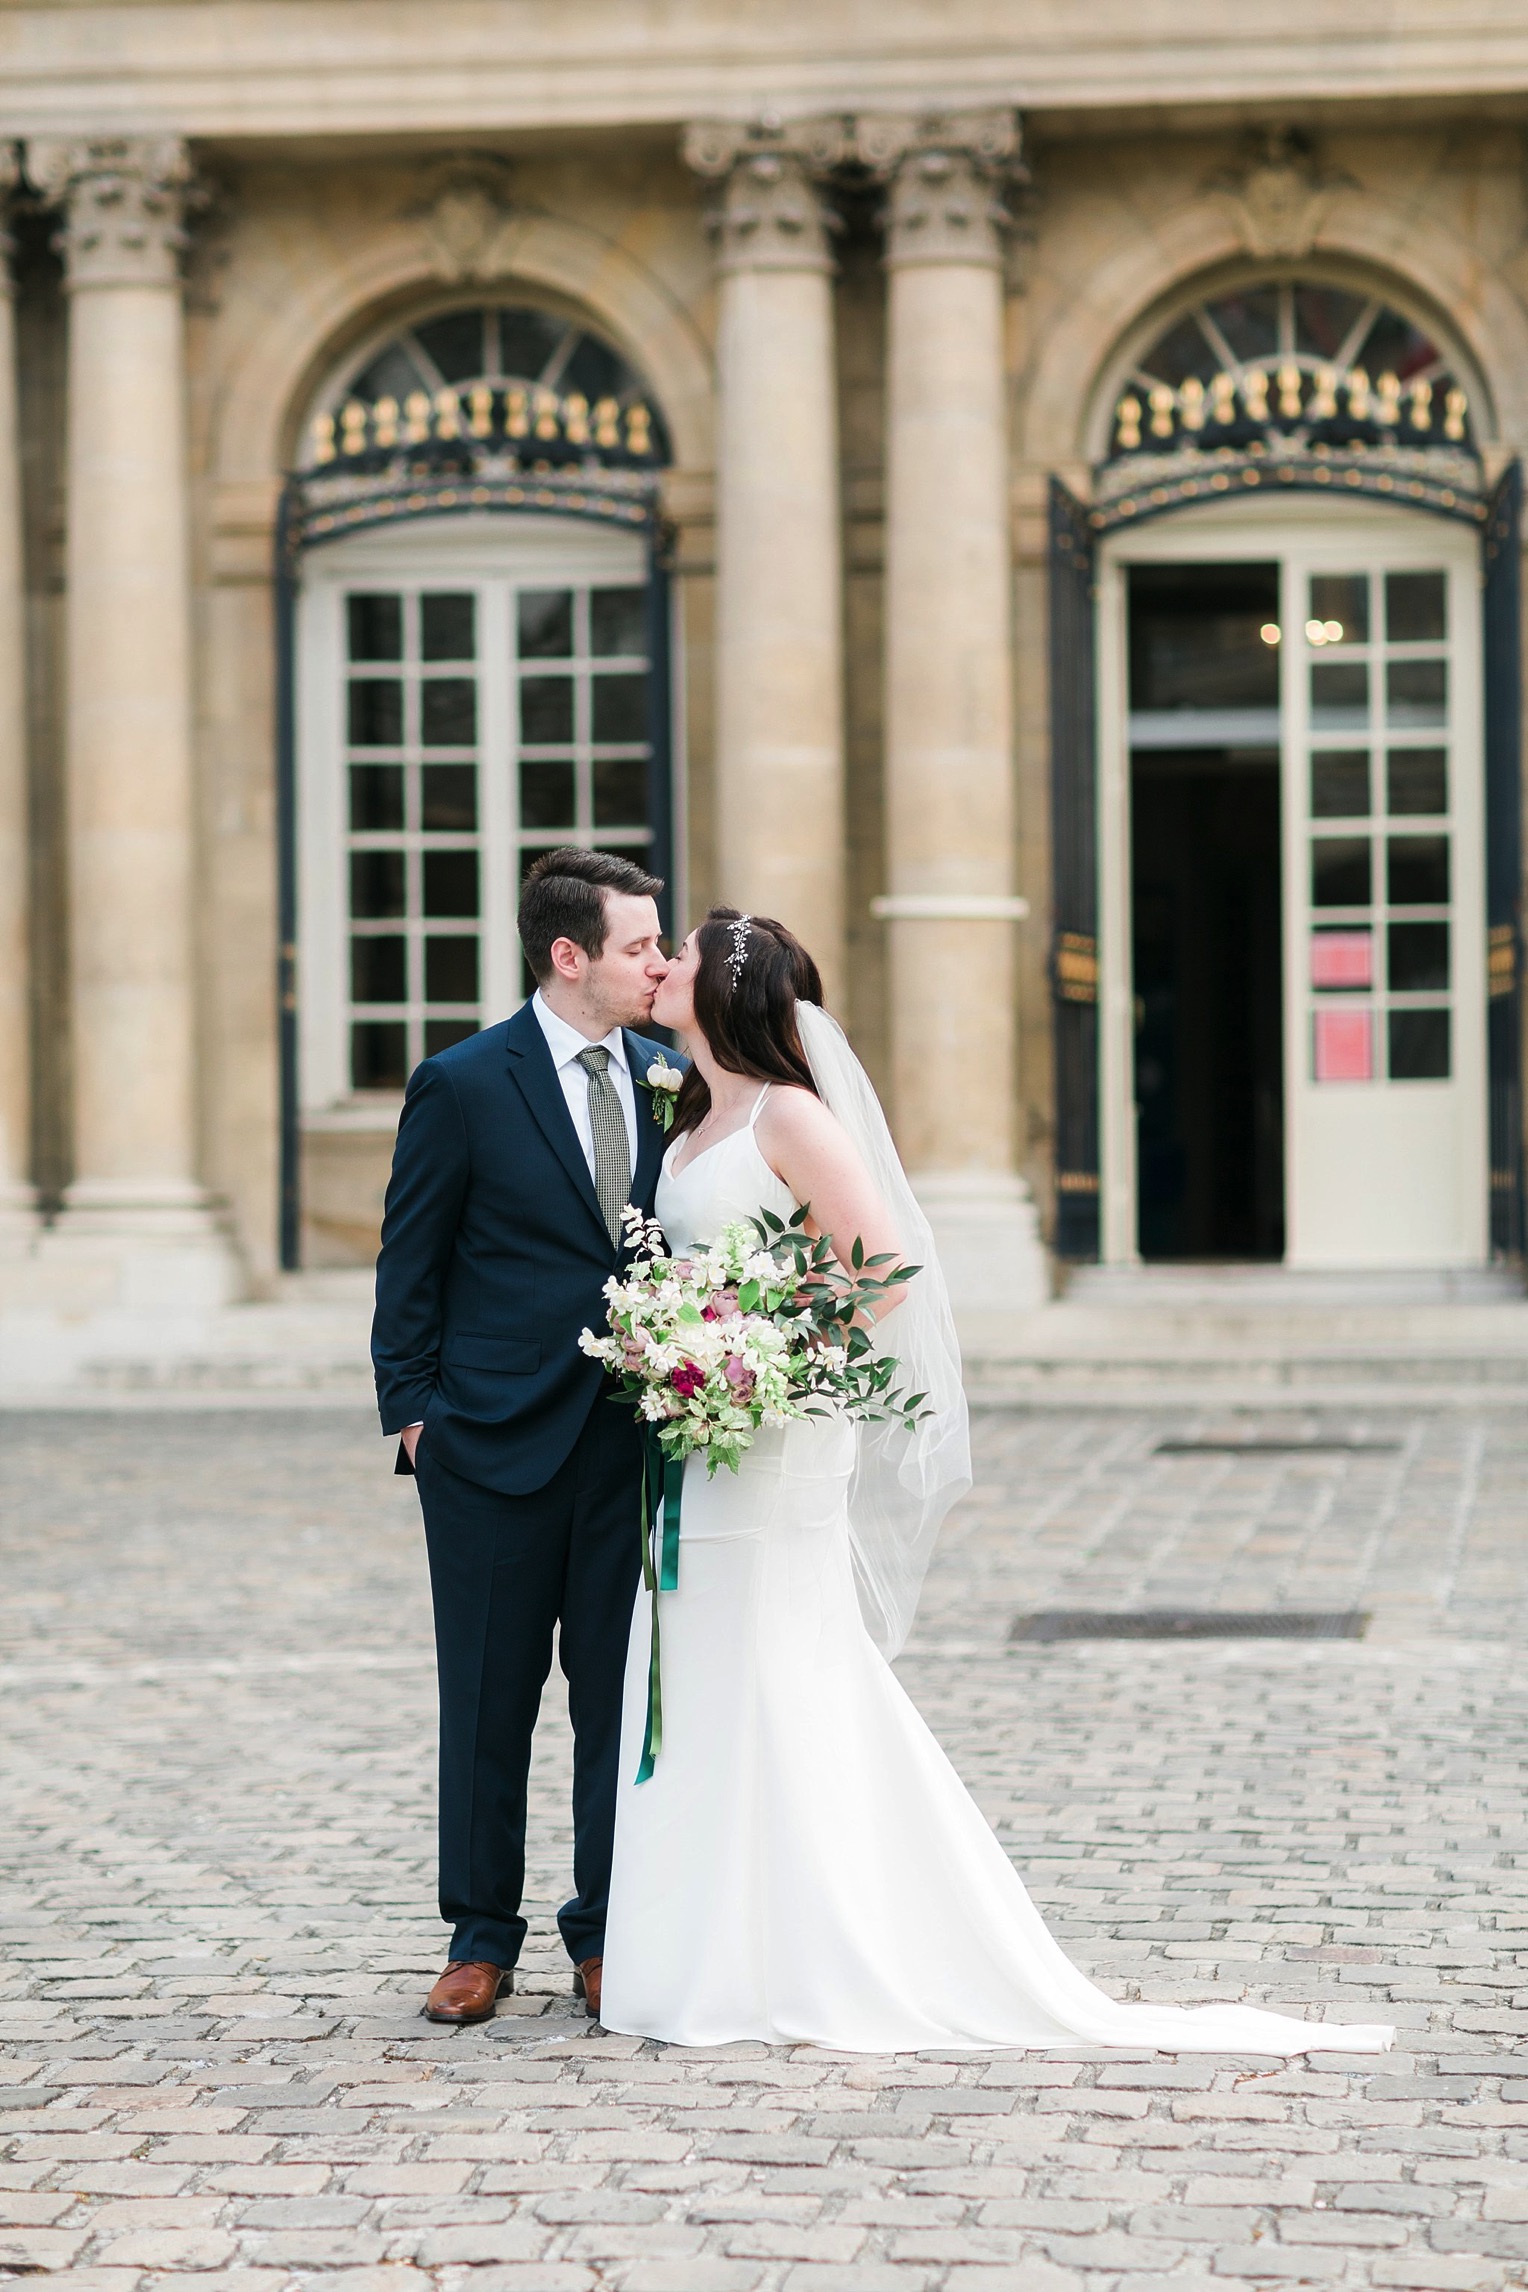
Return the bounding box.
[532,990,629,1076]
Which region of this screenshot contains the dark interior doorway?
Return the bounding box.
[1129,563,1285,1260]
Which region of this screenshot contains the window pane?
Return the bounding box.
[1311,927,1372,990]
[421,677,477,746]
[421,763,477,831]
[1388,921,1449,992]
[499,308,567,382]
[1388,1006,1450,1079]
[421,593,476,661]
[348,679,403,747]
[520,759,576,828]
[1126,563,1280,711]
[1387,834,1449,905]
[349,763,404,831]
[1387,748,1448,815]
[347,593,402,662]
[518,589,574,658]
[521,676,574,743]
[425,935,480,1002]
[1311,750,1370,817]
[1309,573,1369,644]
[1385,571,1447,643]
[413,309,488,385]
[1386,658,1447,729]
[351,1020,408,1090]
[1313,1007,1373,1082]
[350,934,407,1004]
[423,849,479,917]
[592,672,647,744]
[1312,837,1371,906]
[593,756,649,827]
[590,586,647,657]
[1310,661,1368,732]
[349,850,406,919]
[1206,287,1279,364]
[425,1018,480,1057]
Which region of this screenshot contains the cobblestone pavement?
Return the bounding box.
[3,1404,1527,2292]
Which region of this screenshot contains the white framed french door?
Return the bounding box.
[1098,497,1488,1269]
[295,512,656,1114]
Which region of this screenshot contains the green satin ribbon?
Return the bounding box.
[635,1427,682,1784]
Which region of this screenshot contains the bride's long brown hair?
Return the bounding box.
[670,907,824,1141]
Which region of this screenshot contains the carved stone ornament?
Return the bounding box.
[856,109,1022,270]
[682,119,847,274]
[1208,127,1351,261]
[851,106,1022,180]
[28,135,193,289]
[411,155,523,285]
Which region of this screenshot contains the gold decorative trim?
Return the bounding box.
[1053,931,1099,1005]
[1489,924,1517,1000]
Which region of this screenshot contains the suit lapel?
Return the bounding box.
[503,1001,610,1244]
[627,1030,667,1212]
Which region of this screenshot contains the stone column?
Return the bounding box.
[865,108,1047,1311]
[0,147,37,1251]
[31,137,238,1307]
[683,121,846,1005]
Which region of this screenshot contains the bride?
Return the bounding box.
[598,907,1392,2057]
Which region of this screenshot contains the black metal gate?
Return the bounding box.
[1048,479,1101,1259]
[1484,459,1524,1259]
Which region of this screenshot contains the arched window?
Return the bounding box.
[1091,276,1485,532]
[1110,280,1473,458]
[301,301,671,474]
[286,301,676,1231]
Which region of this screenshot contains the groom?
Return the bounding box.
[372,847,674,2027]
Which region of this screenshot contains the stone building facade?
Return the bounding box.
[1,4,1526,1319]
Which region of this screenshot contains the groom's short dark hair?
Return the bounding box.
[518,847,664,982]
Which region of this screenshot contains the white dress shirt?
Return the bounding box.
[531,990,638,1183]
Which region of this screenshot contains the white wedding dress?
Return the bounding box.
[599,1087,1393,2057]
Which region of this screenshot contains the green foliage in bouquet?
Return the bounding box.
[745,1201,930,1435]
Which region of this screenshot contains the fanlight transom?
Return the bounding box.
[1111,281,1474,460]
[303,303,669,473]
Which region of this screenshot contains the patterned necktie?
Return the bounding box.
[576,1045,631,1246]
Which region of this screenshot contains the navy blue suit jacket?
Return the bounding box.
[371,1001,677,1496]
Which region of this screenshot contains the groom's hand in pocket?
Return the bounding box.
[396,1421,423,1475]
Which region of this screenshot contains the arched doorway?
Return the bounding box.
[279,298,676,1266]
[1050,274,1521,1271]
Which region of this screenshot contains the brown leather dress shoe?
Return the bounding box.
[573,1955,602,2021]
[424,1960,513,2024]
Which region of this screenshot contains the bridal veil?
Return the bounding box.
[795,1000,971,1655]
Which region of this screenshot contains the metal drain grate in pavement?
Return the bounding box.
[1154,1440,1402,1456]
[1009,1609,1370,1644]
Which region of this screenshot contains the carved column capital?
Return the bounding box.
[682,118,848,274]
[28,135,192,289]
[856,108,1022,270]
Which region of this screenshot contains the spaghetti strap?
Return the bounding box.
[746,1083,772,1130]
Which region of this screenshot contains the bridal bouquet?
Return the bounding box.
[579,1202,927,1474]
[579,1202,926,1779]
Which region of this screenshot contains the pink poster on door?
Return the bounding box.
[1313,1008,1374,1082]
[1311,929,1372,990]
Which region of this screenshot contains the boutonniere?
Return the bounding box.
[639,1055,684,1131]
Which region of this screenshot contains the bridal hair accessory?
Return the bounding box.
[725,914,753,991]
